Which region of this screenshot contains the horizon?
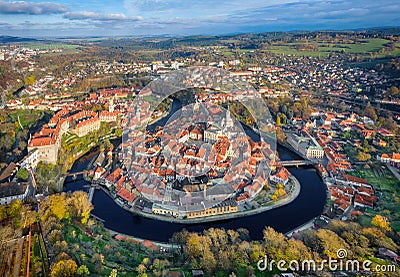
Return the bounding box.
[2,26,400,40]
[0,0,400,37]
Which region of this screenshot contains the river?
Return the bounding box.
[63,99,327,242]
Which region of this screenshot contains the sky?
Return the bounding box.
[0,0,399,37]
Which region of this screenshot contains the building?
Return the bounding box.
[73,117,101,137]
[0,182,31,205]
[189,127,203,141]
[27,128,61,164]
[379,153,400,168]
[19,149,39,169]
[287,134,324,159]
[204,126,223,143]
[28,109,99,164]
[152,204,179,217]
[186,199,238,219]
[99,110,119,122]
[270,167,290,185]
[0,162,18,183]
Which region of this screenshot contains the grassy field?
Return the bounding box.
[25,43,81,50]
[261,38,392,57]
[9,109,44,132]
[351,165,399,190]
[337,38,389,53]
[351,164,400,231]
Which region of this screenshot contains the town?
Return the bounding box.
[0,30,399,276]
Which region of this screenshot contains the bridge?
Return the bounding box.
[280,160,313,167]
[63,170,89,178]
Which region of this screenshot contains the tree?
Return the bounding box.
[91,253,104,273]
[388,86,399,96]
[50,259,77,277]
[263,227,311,262]
[8,199,22,218]
[24,75,35,86]
[136,264,147,274]
[315,229,350,259]
[365,103,377,122]
[276,115,281,126]
[16,167,29,181]
[109,268,118,277]
[356,151,371,162]
[67,191,93,224]
[371,215,391,231]
[0,205,7,222]
[76,265,90,276]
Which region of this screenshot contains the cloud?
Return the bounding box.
[124,0,298,16]
[64,11,143,22]
[0,1,68,15]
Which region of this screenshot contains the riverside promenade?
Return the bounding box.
[98,174,301,224]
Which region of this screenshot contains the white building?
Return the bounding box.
[287,134,324,159]
[0,182,31,205]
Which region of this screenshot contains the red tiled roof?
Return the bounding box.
[343,174,368,185]
[117,187,136,202]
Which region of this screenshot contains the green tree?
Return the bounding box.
[16,167,29,181]
[76,265,90,276]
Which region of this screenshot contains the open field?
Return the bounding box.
[351,164,400,231]
[261,38,396,57]
[9,109,44,132]
[24,43,81,50]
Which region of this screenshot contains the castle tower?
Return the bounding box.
[109,97,115,112]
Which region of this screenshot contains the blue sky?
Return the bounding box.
[0,0,399,37]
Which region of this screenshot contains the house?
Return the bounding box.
[379,153,400,168]
[354,193,376,208]
[342,174,372,189]
[186,199,238,219]
[152,204,179,217]
[28,132,61,164]
[0,162,18,183]
[377,128,395,138]
[19,148,39,169]
[270,167,290,185]
[94,167,104,180]
[189,127,203,141]
[99,110,119,122]
[117,187,136,203]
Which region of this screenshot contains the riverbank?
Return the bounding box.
[98,174,301,224]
